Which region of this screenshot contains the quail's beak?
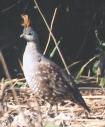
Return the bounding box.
[20,33,24,38]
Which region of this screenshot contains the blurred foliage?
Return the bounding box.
[95,30,105,52]
[99,77,105,87]
[92,29,105,86]
[76,29,105,85]
[92,59,100,75]
[76,56,98,80]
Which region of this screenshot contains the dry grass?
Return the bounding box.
[0,77,105,127]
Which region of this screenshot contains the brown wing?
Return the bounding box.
[37,62,71,95]
[37,62,90,112]
[32,62,70,103]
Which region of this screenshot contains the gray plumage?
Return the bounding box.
[20,26,90,112]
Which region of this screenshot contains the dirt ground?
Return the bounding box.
[0,76,105,127]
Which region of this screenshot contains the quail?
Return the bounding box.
[20,15,90,113]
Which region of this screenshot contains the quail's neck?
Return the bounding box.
[27,41,41,52]
[23,41,42,63]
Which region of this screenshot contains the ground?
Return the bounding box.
[0,76,105,127]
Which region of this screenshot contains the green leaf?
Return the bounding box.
[45,123,62,127]
[92,60,100,75]
[99,77,105,87]
[76,56,98,80]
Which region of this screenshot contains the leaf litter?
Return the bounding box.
[0,76,105,127]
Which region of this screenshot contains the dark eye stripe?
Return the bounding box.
[29,33,32,35]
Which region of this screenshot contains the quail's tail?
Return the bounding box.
[68,75,90,112]
[71,86,91,112]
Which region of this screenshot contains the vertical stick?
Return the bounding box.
[0,50,11,79]
[43,8,57,55]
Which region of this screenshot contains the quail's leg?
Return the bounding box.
[55,103,58,115]
[46,103,53,115]
[33,95,42,124]
[46,103,58,116]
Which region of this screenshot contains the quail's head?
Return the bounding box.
[20,27,38,42]
[20,14,38,42]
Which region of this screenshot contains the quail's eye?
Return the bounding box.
[28,33,32,35]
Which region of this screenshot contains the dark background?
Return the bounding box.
[0,0,105,78]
